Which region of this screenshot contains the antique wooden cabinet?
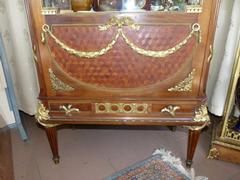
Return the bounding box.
[25,0,220,167]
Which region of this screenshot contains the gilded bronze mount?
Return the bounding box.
[41,17,201,59]
[35,101,59,127]
[185,104,210,131]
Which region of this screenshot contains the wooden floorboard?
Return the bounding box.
[0,127,14,180]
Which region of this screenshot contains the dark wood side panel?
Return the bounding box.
[198,0,221,96]
[24,0,47,96]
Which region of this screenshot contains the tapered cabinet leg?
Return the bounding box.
[45,126,60,164]
[186,129,201,168]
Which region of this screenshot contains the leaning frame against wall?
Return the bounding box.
[208,38,240,163]
[0,34,28,140]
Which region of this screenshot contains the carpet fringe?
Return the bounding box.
[153,149,208,180]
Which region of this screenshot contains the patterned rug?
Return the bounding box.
[105,149,207,180]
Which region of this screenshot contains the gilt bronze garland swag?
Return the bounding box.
[41,17,201,59]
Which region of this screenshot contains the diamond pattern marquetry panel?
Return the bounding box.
[47,25,196,88]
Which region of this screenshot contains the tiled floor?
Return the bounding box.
[11,113,240,180]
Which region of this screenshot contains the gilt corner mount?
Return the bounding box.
[35,101,59,127]
[168,69,196,92]
[48,68,74,92]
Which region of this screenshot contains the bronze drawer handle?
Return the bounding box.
[59,105,80,116]
[161,105,180,117]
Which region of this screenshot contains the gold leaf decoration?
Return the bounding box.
[95,103,149,114]
[48,68,74,92]
[35,101,58,127]
[168,69,195,92]
[42,17,201,59]
[194,104,210,122]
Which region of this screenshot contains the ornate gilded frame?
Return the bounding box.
[208,38,240,159]
[220,39,240,143]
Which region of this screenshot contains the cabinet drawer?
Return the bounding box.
[49,102,92,113]
[48,100,197,120]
